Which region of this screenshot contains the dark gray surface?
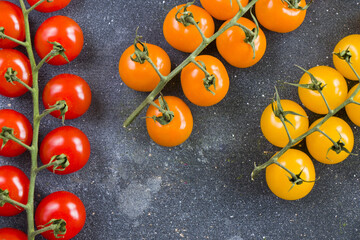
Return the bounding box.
[1,0,360,239]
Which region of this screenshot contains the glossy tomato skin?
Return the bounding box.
[298,66,348,114]
[333,34,360,81]
[0,166,29,216]
[260,100,308,148]
[0,1,25,48]
[163,4,215,53]
[345,84,360,126]
[0,109,32,157]
[266,149,315,200]
[42,74,91,119]
[306,117,354,164]
[27,0,71,13]
[0,228,27,240]
[255,0,307,33]
[181,55,229,106]
[119,44,171,92]
[216,17,266,68]
[146,96,193,147]
[35,191,86,240]
[40,126,90,175]
[0,49,32,98]
[34,16,84,65]
[200,0,249,20]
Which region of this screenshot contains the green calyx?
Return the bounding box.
[238,8,259,59]
[326,132,357,161]
[282,0,313,10]
[149,94,174,125]
[0,189,10,207]
[39,219,67,239]
[47,41,69,63]
[271,87,307,129]
[175,1,198,27]
[130,28,149,64]
[197,60,217,95]
[287,65,326,91]
[0,126,15,150]
[49,154,70,173]
[50,100,68,124]
[334,47,352,63]
[4,68,19,85]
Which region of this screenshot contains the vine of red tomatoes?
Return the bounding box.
[0,0,90,239]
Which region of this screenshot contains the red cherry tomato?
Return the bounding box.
[255,0,307,33]
[40,126,90,175]
[0,166,29,216]
[119,44,171,92]
[35,191,86,240]
[181,55,229,106]
[0,1,25,48]
[163,4,215,53]
[0,109,32,157]
[26,0,71,13]
[42,74,91,119]
[0,228,27,240]
[146,96,193,147]
[200,0,249,20]
[0,49,32,98]
[34,16,84,65]
[216,17,266,68]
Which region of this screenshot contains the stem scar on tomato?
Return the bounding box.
[147,94,174,125]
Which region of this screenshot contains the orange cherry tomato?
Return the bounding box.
[216,17,266,68]
[146,96,193,147]
[306,117,354,164]
[163,4,215,53]
[200,0,249,20]
[255,0,307,33]
[119,43,171,92]
[333,34,360,81]
[345,84,360,126]
[181,55,229,106]
[298,66,348,114]
[266,149,315,200]
[260,99,309,148]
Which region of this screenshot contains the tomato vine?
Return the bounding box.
[0,0,88,239]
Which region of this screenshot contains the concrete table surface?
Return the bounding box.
[1,0,360,239]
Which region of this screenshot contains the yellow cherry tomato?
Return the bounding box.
[260,100,309,148]
[306,117,354,164]
[266,149,315,200]
[333,34,360,81]
[298,66,348,114]
[345,84,360,126]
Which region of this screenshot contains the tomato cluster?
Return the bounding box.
[121,0,309,146]
[260,34,360,200]
[0,1,88,239]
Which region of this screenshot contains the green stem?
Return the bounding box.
[36,51,54,72]
[319,90,333,114]
[17,1,42,239]
[4,132,32,151]
[0,32,27,47]
[316,129,338,146]
[30,225,56,239]
[0,195,28,210]
[25,0,47,14]
[123,0,259,127]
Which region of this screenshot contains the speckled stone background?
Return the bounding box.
[1,0,360,239]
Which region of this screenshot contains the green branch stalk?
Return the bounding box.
[0,0,65,239]
[251,60,360,181]
[123,0,259,127]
